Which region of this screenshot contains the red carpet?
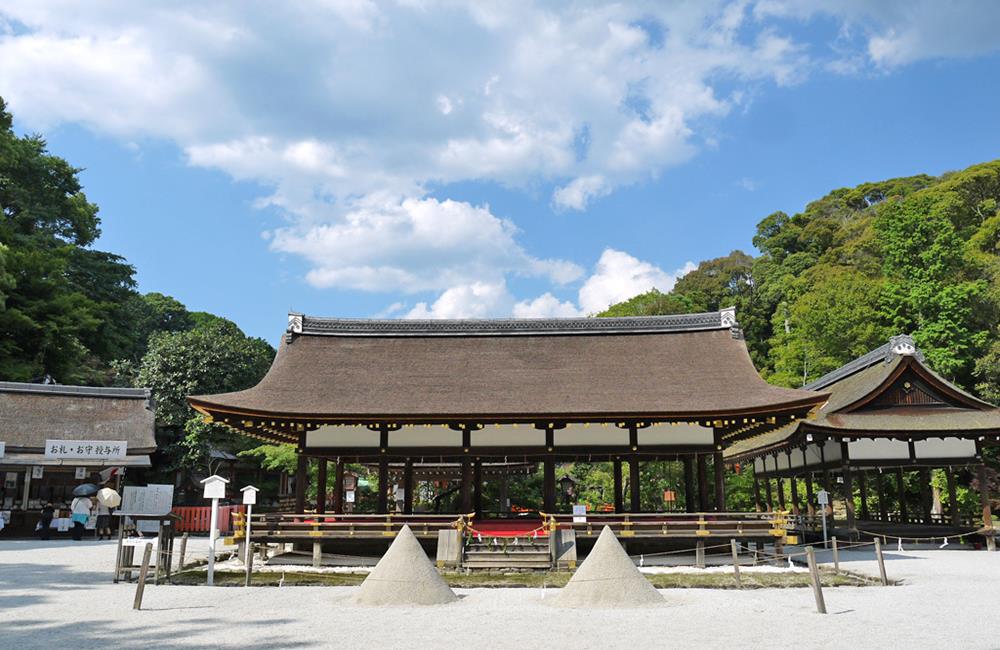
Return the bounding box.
[469,518,546,537]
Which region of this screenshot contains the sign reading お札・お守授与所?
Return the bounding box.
[44,440,127,460]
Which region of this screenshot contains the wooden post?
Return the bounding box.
[316,459,327,514]
[695,540,705,569]
[896,467,907,521]
[377,457,389,514]
[805,472,815,517]
[713,451,726,512]
[946,470,960,527]
[683,457,696,513]
[178,533,188,571]
[876,472,888,521]
[842,463,856,536]
[858,471,869,521]
[613,458,624,514]
[776,477,787,510]
[629,458,641,513]
[977,464,995,551]
[697,455,709,512]
[764,474,774,512]
[460,458,473,513]
[133,543,153,610]
[294,453,308,514]
[473,458,483,516]
[731,539,741,588]
[790,475,801,515]
[805,546,826,614]
[403,458,414,515]
[332,459,345,514]
[831,537,840,573]
[312,542,322,568]
[874,537,888,585]
[918,467,932,524]
[752,471,762,513]
[543,458,556,513]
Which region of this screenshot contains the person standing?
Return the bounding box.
[38,502,55,540]
[96,500,112,540]
[70,494,92,541]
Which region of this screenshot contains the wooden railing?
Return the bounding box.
[540,511,791,539]
[233,512,474,542]
[791,511,978,531]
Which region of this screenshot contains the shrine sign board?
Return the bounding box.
[45,440,127,460]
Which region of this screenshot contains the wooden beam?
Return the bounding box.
[403,458,414,515]
[977,464,993,531]
[629,457,641,513]
[842,463,856,536]
[316,458,327,514]
[858,470,869,520]
[294,453,307,514]
[543,458,556,513]
[752,469,762,513]
[946,469,960,527]
[918,467,932,525]
[805,471,815,517]
[876,471,888,521]
[377,457,389,514]
[764,472,774,512]
[713,451,726,512]
[896,467,907,521]
[613,458,624,514]
[332,459,344,514]
[460,458,472,513]
[683,456,696,513]
[776,475,786,511]
[696,454,709,512]
[473,458,483,517]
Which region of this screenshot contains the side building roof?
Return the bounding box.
[0,381,157,453]
[189,309,827,432]
[725,335,1000,462]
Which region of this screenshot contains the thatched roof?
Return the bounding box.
[189,310,825,429]
[0,382,156,453]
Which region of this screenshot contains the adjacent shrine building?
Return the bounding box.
[189,309,827,516]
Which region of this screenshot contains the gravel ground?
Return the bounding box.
[2,538,998,649]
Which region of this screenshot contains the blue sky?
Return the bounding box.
[2,2,1000,343]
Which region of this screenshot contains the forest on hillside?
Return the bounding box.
[2,93,997,512]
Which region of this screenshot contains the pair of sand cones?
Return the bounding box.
[354,524,663,607]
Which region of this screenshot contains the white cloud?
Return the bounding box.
[552,175,612,211]
[578,249,696,315]
[269,196,582,293]
[406,281,511,319]
[513,293,582,318]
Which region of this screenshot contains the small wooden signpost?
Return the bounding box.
[133,542,153,610]
[241,485,259,587]
[805,546,826,614]
[200,475,229,587]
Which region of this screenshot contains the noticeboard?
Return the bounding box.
[118,484,174,516]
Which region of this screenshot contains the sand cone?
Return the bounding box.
[353,525,458,606]
[551,525,663,608]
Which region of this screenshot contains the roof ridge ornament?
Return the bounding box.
[287,312,304,343]
[720,306,737,328]
[887,334,923,362]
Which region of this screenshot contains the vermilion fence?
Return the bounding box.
[171,505,246,533]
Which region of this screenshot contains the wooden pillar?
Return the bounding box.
[842,463,857,535]
[752,470,763,513]
[316,459,328,514]
[613,458,624,513]
[858,470,869,520]
[896,468,907,521]
[332,459,344,514]
[629,458,641,513]
[713,451,726,512]
[776,476,786,510]
[822,468,833,517]
[790,475,801,515]
[764,474,774,511]
[683,457,696,513]
[294,454,308,513]
[543,458,556,513]
[696,454,709,512]
[460,458,473,513]
[946,470,960,527]
[805,472,815,517]
[377,457,389,514]
[876,471,888,521]
[473,458,483,517]
[403,458,414,515]
[918,468,932,524]
[977,464,993,530]
[498,476,509,513]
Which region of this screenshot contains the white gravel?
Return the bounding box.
[2,537,999,649]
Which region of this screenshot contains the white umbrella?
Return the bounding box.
[97,487,121,508]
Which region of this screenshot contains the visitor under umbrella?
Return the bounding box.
[70,484,98,541]
[95,487,121,540]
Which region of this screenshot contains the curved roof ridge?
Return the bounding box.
[804,334,922,391]
[287,307,738,338]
